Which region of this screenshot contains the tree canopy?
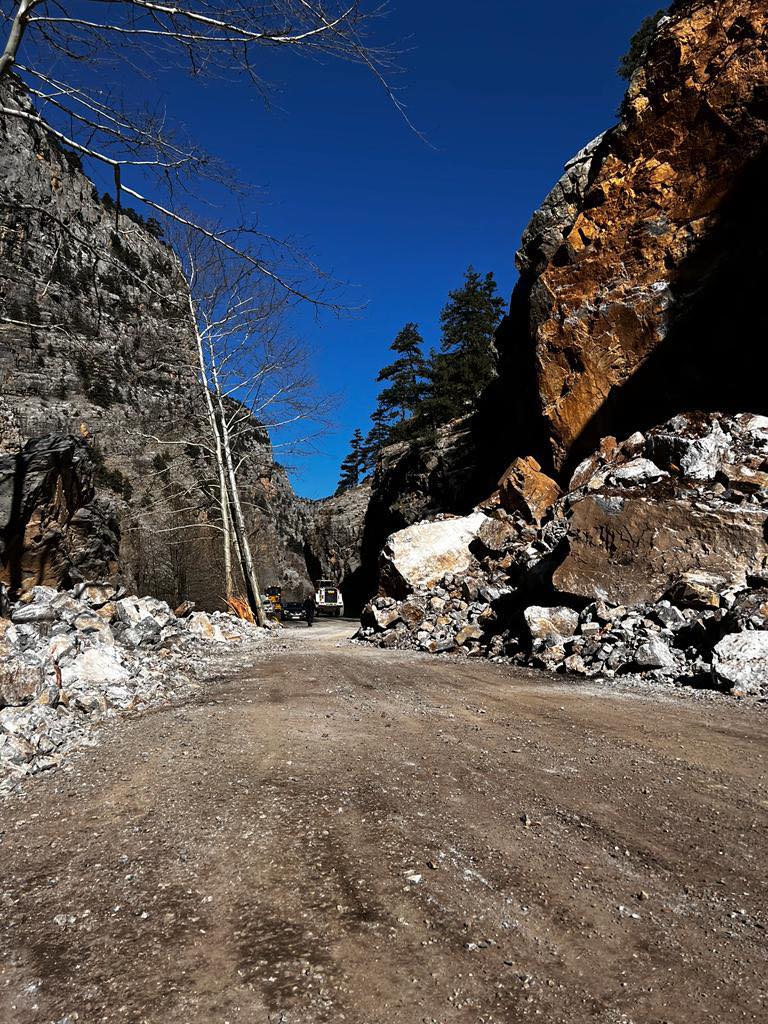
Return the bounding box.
[358,266,506,475]
[618,9,667,80]
[336,428,365,494]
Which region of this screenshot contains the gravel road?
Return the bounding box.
[1,619,766,1024]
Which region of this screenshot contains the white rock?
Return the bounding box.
[680,422,730,480]
[185,612,226,643]
[115,597,143,626]
[524,605,579,641]
[634,637,676,671]
[712,632,768,695]
[60,647,130,689]
[609,458,667,486]
[381,513,487,592]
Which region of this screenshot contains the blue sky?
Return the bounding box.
[75,0,662,497]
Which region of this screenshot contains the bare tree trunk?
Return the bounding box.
[207,339,267,627]
[218,460,234,601]
[189,294,256,618]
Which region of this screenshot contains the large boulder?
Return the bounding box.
[498,457,561,523]
[553,494,768,607]
[379,513,487,596]
[712,633,768,696]
[524,605,579,642]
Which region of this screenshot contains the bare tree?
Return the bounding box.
[0,0,414,288]
[127,231,328,623]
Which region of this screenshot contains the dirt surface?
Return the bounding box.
[1,618,766,1024]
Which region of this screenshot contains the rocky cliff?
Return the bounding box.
[0,435,119,596]
[300,480,372,612]
[487,0,768,481]
[0,76,316,607]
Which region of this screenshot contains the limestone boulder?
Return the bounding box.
[524,606,579,642]
[712,633,768,696]
[379,513,487,596]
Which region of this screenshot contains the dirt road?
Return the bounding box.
[1,620,766,1024]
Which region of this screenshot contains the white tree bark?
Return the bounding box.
[189,294,240,612]
[207,335,267,627]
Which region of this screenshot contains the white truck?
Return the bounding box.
[315,579,344,617]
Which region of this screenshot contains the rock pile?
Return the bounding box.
[358,412,768,698]
[0,582,266,792]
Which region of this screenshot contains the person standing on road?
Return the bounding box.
[303,592,316,627]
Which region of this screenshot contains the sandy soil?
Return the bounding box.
[1,618,766,1024]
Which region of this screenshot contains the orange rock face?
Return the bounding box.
[498,456,561,523]
[495,0,768,477]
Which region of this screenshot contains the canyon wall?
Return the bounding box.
[0,76,313,606]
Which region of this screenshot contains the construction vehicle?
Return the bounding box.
[264,586,283,621]
[314,579,344,617]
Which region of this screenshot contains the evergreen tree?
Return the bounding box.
[422,266,505,425]
[375,323,429,426]
[361,407,392,474]
[362,322,430,468]
[618,10,666,80]
[336,428,365,494]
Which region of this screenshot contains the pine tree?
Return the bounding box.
[375,323,429,427]
[362,322,429,468]
[618,10,666,80]
[361,407,392,474]
[336,428,365,494]
[422,266,505,426]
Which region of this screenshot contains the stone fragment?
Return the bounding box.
[564,653,587,675]
[608,459,667,486]
[11,603,56,624]
[59,647,130,689]
[121,617,162,649]
[116,597,143,627]
[474,516,519,555]
[0,659,45,707]
[678,423,731,481]
[455,625,484,646]
[716,464,768,495]
[74,583,117,608]
[666,572,726,610]
[399,602,425,630]
[185,611,226,643]
[498,457,561,524]
[524,605,579,642]
[634,638,676,671]
[712,633,768,696]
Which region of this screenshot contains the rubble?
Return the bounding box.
[358,412,768,699]
[0,582,267,793]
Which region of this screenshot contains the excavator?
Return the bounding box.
[264,586,283,621]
